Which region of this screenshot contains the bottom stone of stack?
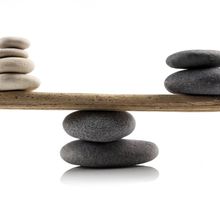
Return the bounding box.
[0,74,40,91]
[60,139,158,168]
[164,68,220,95]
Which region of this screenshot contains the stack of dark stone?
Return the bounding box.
[61,110,158,168]
[165,50,220,95]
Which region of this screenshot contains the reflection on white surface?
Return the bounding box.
[61,166,159,185]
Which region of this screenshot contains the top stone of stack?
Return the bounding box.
[166,50,220,69]
[0,37,30,49]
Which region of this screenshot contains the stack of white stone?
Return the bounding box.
[0,37,40,91]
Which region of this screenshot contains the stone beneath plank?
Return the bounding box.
[0,58,34,73]
[0,37,30,49]
[166,50,220,69]
[63,110,136,142]
[165,68,220,95]
[0,74,40,91]
[0,48,28,58]
[60,139,159,168]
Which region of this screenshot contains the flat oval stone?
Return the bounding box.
[0,37,30,49]
[0,48,28,58]
[0,74,40,91]
[165,68,220,95]
[60,139,159,168]
[166,50,220,69]
[63,111,136,142]
[0,58,34,73]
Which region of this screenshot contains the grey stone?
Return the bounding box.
[164,68,220,95]
[0,74,40,91]
[63,111,136,142]
[0,58,34,73]
[0,48,28,58]
[0,37,30,49]
[60,139,159,168]
[166,50,220,69]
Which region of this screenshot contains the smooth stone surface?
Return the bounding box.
[0,48,28,58]
[63,110,136,142]
[60,139,159,168]
[0,58,34,73]
[0,74,40,91]
[166,50,220,69]
[165,68,220,95]
[0,37,30,49]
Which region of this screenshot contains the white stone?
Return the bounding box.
[0,37,30,49]
[0,48,28,58]
[0,58,34,73]
[0,74,40,91]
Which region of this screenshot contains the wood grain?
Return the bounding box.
[0,91,220,111]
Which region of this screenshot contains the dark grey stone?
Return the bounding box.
[63,111,136,142]
[164,68,220,95]
[166,50,220,69]
[60,139,159,168]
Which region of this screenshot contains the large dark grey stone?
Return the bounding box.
[166,50,220,69]
[63,111,135,142]
[164,68,220,95]
[60,139,159,168]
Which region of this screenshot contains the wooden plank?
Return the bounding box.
[0,91,220,111]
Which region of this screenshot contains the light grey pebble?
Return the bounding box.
[0,74,40,91]
[0,48,28,58]
[0,37,30,49]
[166,50,220,69]
[63,110,136,142]
[60,139,159,168]
[0,58,34,73]
[165,68,220,95]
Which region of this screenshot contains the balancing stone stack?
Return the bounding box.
[165,50,220,95]
[0,37,40,91]
[61,111,158,168]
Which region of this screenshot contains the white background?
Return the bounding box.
[0,0,220,219]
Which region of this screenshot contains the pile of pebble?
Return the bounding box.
[61,110,159,168]
[165,50,220,95]
[0,37,40,91]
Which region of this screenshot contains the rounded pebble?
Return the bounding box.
[166,50,220,69]
[0,48,28,58]
[165,68,220,95]
[60,139,159,168]
[0,37,30,49]
[0,58,34,73]
[63,110,136,142]
[0,74,40,91]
